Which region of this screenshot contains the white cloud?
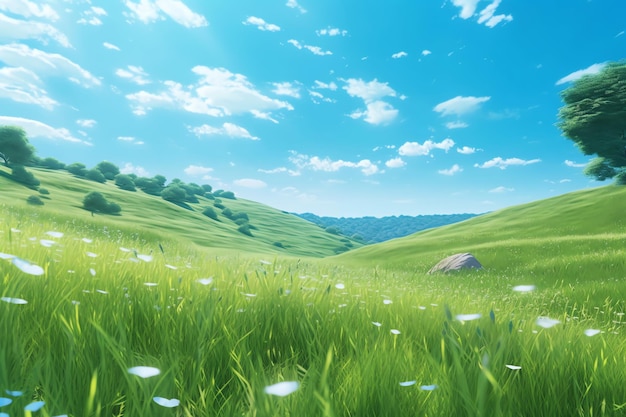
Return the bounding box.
[290,152,379,176]
[556,63,607,85]
[258,167,300,176]
[0,66,57,109]
[398,138,455,156]
[0,116,87,144]
[243,16,280,32]
[422,49,432,56]
[286,0,306,13]
[124,0,207,28]
[489,186,514,193]
[116,65,151,85]
[0,0,59,20]
[103,42,120,51]
[120,162,149,177]
[434,95,490,116]
[0,12,70,47]
[385,157,406,168]
[77,6,108,25]
[343,78,398,125]
[392,51,408,59]
[474,157,541,169]
[564,159,587,168]
[234,178,267,188]
[477,0,512,28]
[446,121,469,129]
[117,136,144,145]
[313,80,338,90]
[126,66,293,118]
[76,119,96,128]
[316,27,347,36]
[272,82,300,98]
[451,0,480,19]
[189,122,259,140]
[184,165,213,176]
[288,39,332,56]
[0,43,100,87]
[457,146,476,154]
[438,164,463,176]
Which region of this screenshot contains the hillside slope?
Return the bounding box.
[336,185,626,274]
[0,167,361,258]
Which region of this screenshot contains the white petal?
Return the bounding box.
[536,317,560,328]
[24,401,45,411]
[40,239,55,247]
[153,397,180,407]
[399,380,416,387]
[0,398,12,406]
[127,366,160,378]
[1,297,28,305]
[264,381,299,397]
[0,253,15,260]
[584,329,601,337]
[197,278,213,285]
[456,313,482,321]
[390,329,401,335]
[165,264,178,270]
[86,252,98,258]
[335,283,345,289]
[259,259,272,265]
[513,285,536,292]
[46,231,63,238]
[372,321,382,327]
[137,254,153,262]
[82,238,93,243]
[505,364,522,370]
[144,282,158,287]
[12,257,44,275]
[420,384,437,391]
[383,299,392,305]
[89,268,96,277]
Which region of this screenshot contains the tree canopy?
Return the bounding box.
[0,126,35,167]
[557,62,626,181]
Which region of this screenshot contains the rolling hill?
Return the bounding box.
[0,166,362,258]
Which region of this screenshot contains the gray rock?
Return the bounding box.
[428,253,482,274]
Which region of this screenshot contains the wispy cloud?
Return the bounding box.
[438,164,463,176]
[313,80,338,90]
[477,0,512,28]
[0,0,59,20]
[316,27,347,36]
[446,121,468,129]
[286,0,306,14]
[0,66,57,109]
[556,63,606,85]
[392,51,408,59]
[0,116,88,144]
[0,13,71,47]
[116,65,151,85]
[189,122,260,140]
[343,78,398,125]
[457,146,477,154]
[120,162,149,177]
[385,157,406,168]
[243,16,280,32]
[258,167,300,176]
[489,186,514,193]
[474,157,541,169]
[124,0,207,28]
[117,136,144,145]
[103,42,120,51]
[76,119,97,128]
[0,43,100,87]
[434,95,490,116]
[77,6,107,26]
[234,178,267,188]
[398,138,455,156]
[184,165,213,176]
[422,50,432,56]
[272,82,300,98]
[289,152,379,176]
[126,66,293,118]
[564,159,587,168]
[451,0,481,19]
[287,39,332,56]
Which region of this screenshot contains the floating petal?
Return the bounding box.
[82,238,93,243]
[197,278,213,286]
[96,290,108,295]
[456,313,482,322]
[0,253,15,260]
[584,329,601,337]
[86,252,98,258]
[89,268,96,277]
[505,364,522,370]
[24,401,45,411]
[1,297,28,305]
[259,259,272,265]
[144,282,158,287]
[137,254,153,262]
[383,299,392,305]
[119,247,131,252]
[12,257,44,275]
[165,264,178,270]
[0,398,11,407]
[40,239,55,247]
[242,293,257,297]
[153,397,180,407]
[420,384,437,391]
[399,380,416,387]
[536,317,560,328]
[5,390,22,397]
[128,366,161,378]
[264,381,299,397]
[46,231,63,238]
[390,329,401,335]
[513,285,536,292]
[335,283,345,290]
[372,321,382,327]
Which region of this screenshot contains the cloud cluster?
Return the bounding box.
[452,0,512,27]
[343,78,398,125]
[124,0,207,28]
[189,122,259,140]
[243,16,280,32]
[474,157,541,169]
[287,40,332,56]
[438,164,463,176]
[0,12,70,47]
[289,152,379,176]
[398,138,455,156]
[316,27,347,36]
[0,116,87,144]
[0,66,57,109]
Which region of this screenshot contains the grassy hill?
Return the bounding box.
[337,184,626,278]
[0,166,361,258]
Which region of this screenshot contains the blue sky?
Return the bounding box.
[0,0,624,217]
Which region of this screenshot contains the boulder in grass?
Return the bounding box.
[428,253,482,274]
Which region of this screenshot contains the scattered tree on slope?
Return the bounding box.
[0,126,34,167]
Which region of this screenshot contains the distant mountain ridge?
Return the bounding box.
[294,212,479,243]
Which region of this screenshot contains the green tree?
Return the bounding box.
[202,206,218,220]
[40,157,65,170]
[557,61,626,182]
[0,126,35,167]
[114,174,136,191]
[66,162,87,177]
[95,161,120,180]
[11,165,40,188]
[83,192,121,215]
[161,185,186,203]
[85,168,106,183]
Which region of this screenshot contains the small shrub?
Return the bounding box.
[222,208,233,219]
[11,165,40,188]
[85,168,106,183]
[272,241,285,248]
[231,212,249,222]
[237,224,253,236]
[26,195,44,205]
[83,192,121,215]
[114,174,136,191]
[214,202,225,210]
[234,218,248,226]
[204,192,215,200]
[38,188,50,195]
[162,185,187,203]
[219,191,236,200]
[325,226,341,235]
[202,206,218,220]
[66,162,87,177]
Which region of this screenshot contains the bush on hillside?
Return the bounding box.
[272,241,285,248]
[234,218,248,226]
[95,161,120,180]
[40,157,65,170]
[204,192,215,200]
[39,188,50,195]
[26,195,44,205]
[11,165,40,188]
[161,185,187,204]
[325,226,341,235]
[66,162,87,177]
[231,212,249,222]
[114,174,136,191]
[222,208,233,219]
[202,206,218,220]
[237,224,253,237]
[83,192,121,215]
[214,202,225,210]
[85,168,106,183]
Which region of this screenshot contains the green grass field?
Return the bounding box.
[1,170,625,416]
